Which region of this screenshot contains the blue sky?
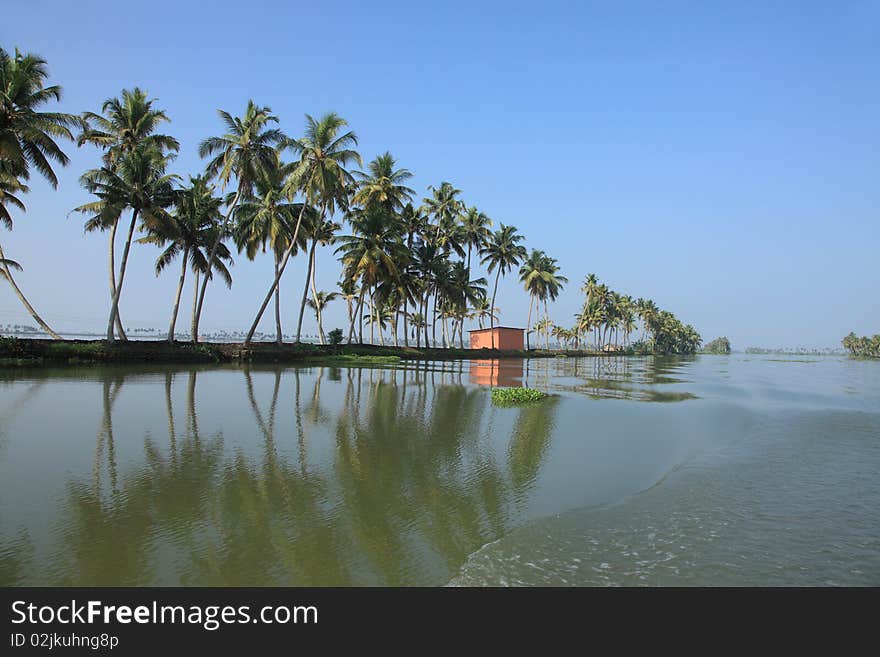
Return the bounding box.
[2,0,878,347]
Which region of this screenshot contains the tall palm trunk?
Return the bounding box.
[191,270,200,340]
[246,200,316,345]
[106,209,139,341]
[0,241,62,339]
[194,189,241,342]
[107,219,127,340]
[369,290,375,344]
[403,298,409,347]
[489,268,501,349]
[525,294,534,350]
[274,253,282,345]
[422,293,430,347]
[295,239,317,343]
[431,292,438,347]
[308,241,323,344]
[167,246,189,341]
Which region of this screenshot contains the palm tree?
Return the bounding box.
[233,160,308,343]
[296,218,340,343]
[519,249,547,350]
[469,298,499,330]
[306,291,339,344]
[0,48,80,339]
[534,317,553,350]
[422,182,462,242]
[352,151,414,213]
[460,206,492,277]
[138,176,232,340]
[76,144,178,340]
[445,260,486,347]
[335,206,405,344]
[245,112,360,344]
[338,278,359,344]
[78,87,179,340]
[197,101,284,341]
[480,224,526,349]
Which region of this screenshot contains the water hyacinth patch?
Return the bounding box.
[490,387,548,406]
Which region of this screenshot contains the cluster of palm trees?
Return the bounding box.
[535,274,701,354]
[842,332,880,359]
[2,47,563,347]
[3,46,706,354]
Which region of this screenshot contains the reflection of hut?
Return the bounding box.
[469,327,525,350]
[469,359,524,387]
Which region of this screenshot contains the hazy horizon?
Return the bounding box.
[2,1,878,349]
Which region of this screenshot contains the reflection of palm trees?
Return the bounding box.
[508,396,561,497]
[28,363,559,585]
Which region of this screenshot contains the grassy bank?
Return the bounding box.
[0,337,610,367]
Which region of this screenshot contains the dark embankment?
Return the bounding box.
[0,337,601,367]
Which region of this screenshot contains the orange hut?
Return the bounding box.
[468,326,525,351]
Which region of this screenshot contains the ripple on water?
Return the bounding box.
[449,409,880,586]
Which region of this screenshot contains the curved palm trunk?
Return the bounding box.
[107,219,127,340]
[0,241,62,340]
[295,240,317,343]
[274,253,283,345]
[246,200,314,345]
[106,209,139,342]
[193,189,241,343]
[167,246,189,341]
[489,268,501,349]
[191,270,200,340]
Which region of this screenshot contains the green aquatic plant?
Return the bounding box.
[491,387,548,406]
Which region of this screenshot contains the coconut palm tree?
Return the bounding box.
[445,260,486,347]
[460,206,492,277]
[0,48,80,339]
[479,224,526,349]
[469,298,499,330]
[306,291,339,345]
[75,144,178,340]
[422,182,462,241]
[296,218,340,343]
[197,101,284,341]
[519,249,547,350]
[353,151,414,213]
[138,176,232,340]
[244,112,360,344]
[233,160,309,343]
[336,206,405,344]
[338,278,359,344]
[78,87,180,340]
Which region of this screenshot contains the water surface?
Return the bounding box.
[0,355,878,586]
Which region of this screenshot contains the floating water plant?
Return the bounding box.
[491,387,548,406]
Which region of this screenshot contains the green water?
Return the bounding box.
[1,356,878,586]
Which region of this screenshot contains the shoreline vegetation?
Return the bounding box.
[842,333,880,359]
[0,336,648,367]
[2,47,703,358]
